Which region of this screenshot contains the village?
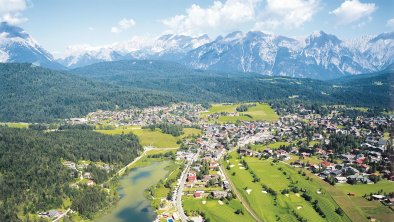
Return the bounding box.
[60,102,393,222]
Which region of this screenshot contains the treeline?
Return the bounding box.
[327,133,362,154]
[144,123,184,137]
[72,60,393,109]
[0,63,176,123]
[0,126,142,221]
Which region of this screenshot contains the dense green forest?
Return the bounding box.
[73,60,393,109]
[0,126,142,221]
[0,61,392,123]
[0,63,176,122]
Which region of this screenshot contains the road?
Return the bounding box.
[219,165,262,222]
[175,149,200,222]
[52,208,70,222]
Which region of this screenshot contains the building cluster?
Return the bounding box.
[84,103,204,126]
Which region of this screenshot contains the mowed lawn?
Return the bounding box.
[336,180,394,197]
[251,141,290,151]
[203,103,279,123]
[223,155,353,222]
[224,157,325,222]
[97,127,201,148]
[183,197,254,222]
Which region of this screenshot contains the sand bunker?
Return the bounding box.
[246,189,252,194]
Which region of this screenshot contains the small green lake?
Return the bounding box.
[96,161,169,222]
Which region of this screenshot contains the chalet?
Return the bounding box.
[334,176,347,183]
[187,171,197,183]
[211,190,228,199]
[238,148,255,156]
[86,180,95,186]
[84,172,92,179]
[330,170,342,177]
[194,190,204,198]
[371,195,386,201]
[48,210,59,218]
[320,161,333,168]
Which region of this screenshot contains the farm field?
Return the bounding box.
[223,155,354,222]
[97,127,201,148]
[183,197,254,222]
[202,103,279,123]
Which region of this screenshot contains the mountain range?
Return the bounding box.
[0,22,393,79]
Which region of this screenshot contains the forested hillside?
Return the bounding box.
[0,63,176,122]
[0,126,142,221]
[73,60,393,109]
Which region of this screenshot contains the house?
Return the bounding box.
[194,190,204,198]
[320,161,332,167]
[330,170,342,177]
[84,172,92,179]
[319,171,330,179]
[371,195,386,201]
[86,180,95,186]
[48,210,59,218]
[211,190,228,199]
[187,171,197,183]
[335,176,347,183]
[238,148,255,156]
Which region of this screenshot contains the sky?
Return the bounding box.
[1,0,393,56]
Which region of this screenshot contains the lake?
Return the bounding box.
[96,161,169,222]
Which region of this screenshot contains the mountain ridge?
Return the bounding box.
[0,22,392,79]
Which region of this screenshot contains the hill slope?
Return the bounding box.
[72,60,393,108]
[0,63,175,122]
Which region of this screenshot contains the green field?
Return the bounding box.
[223,155,354,222]
[97,127,201,148]
[336,180,394,197]
[251,141,290,151]
[183,197,254,222]
[284,154,323,165]
[202,103,279,123]
[0,122,29,128]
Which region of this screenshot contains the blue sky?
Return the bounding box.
[1,0,393,55]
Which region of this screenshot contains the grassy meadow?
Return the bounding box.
[96,127,201,148]
[223,155,354,222]
[183,197,254,222]
[202,103,279,123]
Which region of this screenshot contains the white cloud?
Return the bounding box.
[111,18,136,33]
[330,0,376,26]
[386,18,394,29]
[0,0,29,24]
[255,0,320,30]
[161,0,258,35]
